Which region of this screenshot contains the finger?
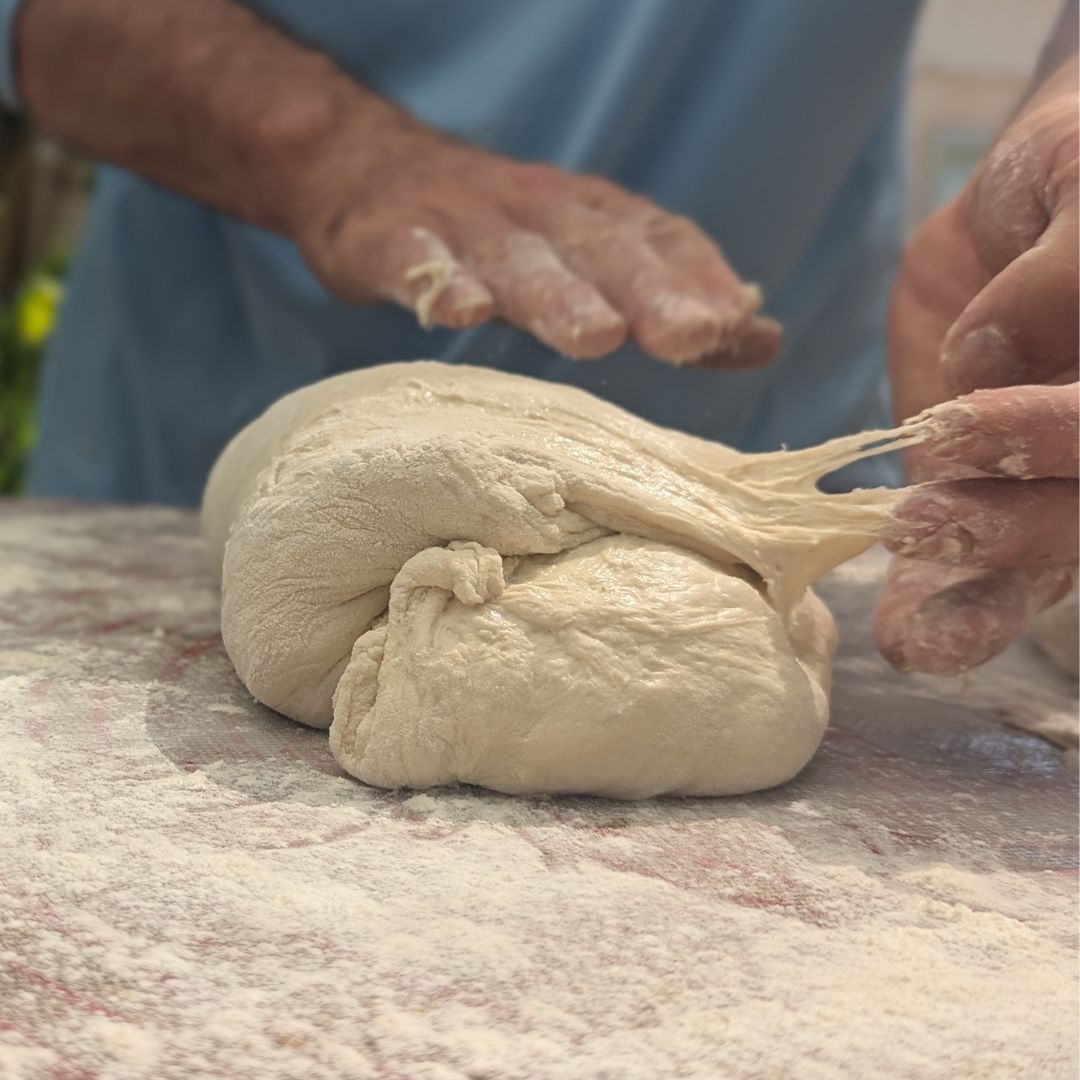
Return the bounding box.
[963,89,1078,271]
[876,557,973,670]
[327,219,495,330]
[578,177,752,316]
[941,214,1078,394]
[560,232,732,363]
[940,90,1079,394]
[643,212,742,296]
[523,198,729,363]
[401,233,495,330]
[642,213,781,367]
[693,316,784,371]
[512,173,771,365]
[876,556,1074,675]
[885,478,1079,568]
[919,384,1079,478]
[467,230,626,359]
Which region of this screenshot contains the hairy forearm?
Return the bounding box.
[16,0,412,235]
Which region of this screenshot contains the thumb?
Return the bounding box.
[941,83,1079,394]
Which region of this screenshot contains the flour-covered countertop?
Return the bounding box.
[1,501,1077,1080]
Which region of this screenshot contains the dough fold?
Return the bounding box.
[202,361,932,798]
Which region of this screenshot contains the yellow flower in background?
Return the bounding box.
[16,276,63,347]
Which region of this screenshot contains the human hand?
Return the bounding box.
[877,59,1078,675]
[288,118,780,366]
[16,0,773,367]
[879,385,1077,674]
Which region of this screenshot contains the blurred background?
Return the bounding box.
[905,0,1062,230]
[0,0,1062,494]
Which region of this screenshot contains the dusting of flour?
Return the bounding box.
[0,505,1076,1079]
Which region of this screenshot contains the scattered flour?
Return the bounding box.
[0,506,1076,1079]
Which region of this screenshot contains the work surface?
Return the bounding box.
[1,501,1077,1080]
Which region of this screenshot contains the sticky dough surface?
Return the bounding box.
[202,362,929,799]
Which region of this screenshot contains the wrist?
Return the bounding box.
[246,61,370,235]
[260,72,445,245]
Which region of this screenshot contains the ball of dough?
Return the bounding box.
[203,362,907,800]
[330,535,835,799]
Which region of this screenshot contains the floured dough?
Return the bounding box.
[202,361,930,799]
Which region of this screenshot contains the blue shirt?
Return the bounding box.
[2,0,921,504]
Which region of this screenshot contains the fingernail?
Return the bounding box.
[566,291,625,337]
[735,283,763,315]
[433,277,493,329]
[650,291,719,327]
[941,325,1020,394]
[448,279,493,309]
[648,293,722,362]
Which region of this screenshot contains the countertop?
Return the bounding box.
[1,500,1076,1079]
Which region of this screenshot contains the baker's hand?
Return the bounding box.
[289,120,780,366]
[877,57,1078,675]
[18,0,778,366]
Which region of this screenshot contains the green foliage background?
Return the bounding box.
[0,254,65,495]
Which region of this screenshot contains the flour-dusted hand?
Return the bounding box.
[20,0,778,369]
[887,385,1078,569]
[877,385,1077,675]
[288,125,780,365]
[877,39,1079,675]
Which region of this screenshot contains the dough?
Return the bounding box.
[202,361,931,799]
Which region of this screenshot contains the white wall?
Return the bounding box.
[912,0,1062,76]
[905,0,1063,231]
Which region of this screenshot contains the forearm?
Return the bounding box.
[16,0,412,236]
